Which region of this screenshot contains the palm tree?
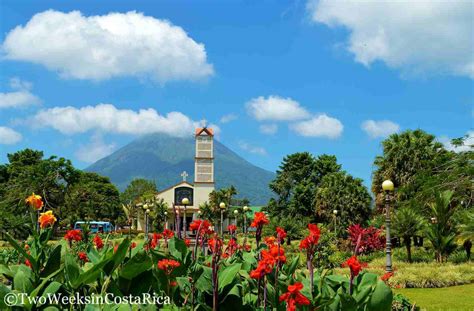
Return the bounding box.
[393,207,426,263]
[426,190,458,262]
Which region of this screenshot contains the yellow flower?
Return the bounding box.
[26,193,43,210]
[38,210,57,229]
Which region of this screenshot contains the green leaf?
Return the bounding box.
[14,266,33,294]
[41,244,62,277]
[367,280,393,311]
[285,256,299,275]
[64,254,80,285]
[103,238,130,275]
[120,251,152,280]
[218,263,241,292]
[168,237,188,261]
[0,282,11,309]
[4,232,36,270]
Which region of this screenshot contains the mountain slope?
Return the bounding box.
[86,134,275,205]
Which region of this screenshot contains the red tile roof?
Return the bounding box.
[195,127,214,136]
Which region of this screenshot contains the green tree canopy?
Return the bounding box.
[314,171,372,230]
[372,129,451,208]
[62,172,122,226]
[120,178,158,205]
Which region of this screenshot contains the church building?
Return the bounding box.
[155,127,215,230]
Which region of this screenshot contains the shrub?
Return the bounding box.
[392,293,420,311]
[348,224,384,254]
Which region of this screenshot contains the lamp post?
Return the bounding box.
[197,210,202,218]
[182,198,190,239]
[219,202,226,236]
[243,205,249,234]
[382,179,394,273]
[233,209,239,226]
[333,209,338,235]
[164,211,168,229]
[142,203,149,241]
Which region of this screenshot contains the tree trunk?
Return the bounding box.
[404,236,412,263]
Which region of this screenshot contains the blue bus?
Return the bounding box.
[74,221,113,233]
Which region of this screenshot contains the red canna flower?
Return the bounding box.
[250,212,269,228]
[208,237,223,254]
[345,256,362,277]
[190,219,213,237]
[170,280,178,287]
[227,224,237,234]
[276,227,287,243]
[299,224,321,250]
[130,242,137,249]
[265,236,276,247]
[185,239,191,247]
[157,259,181,275]
[381,272,393,282]
[25,259,32,268]
[162,229,174,239]
[249,259,273,279]
[113,244,119,253]
[223,238,238,258]
[78,252,88,263]
[93,234,104,250]
[279,282,310,311]
[64,229,82,243]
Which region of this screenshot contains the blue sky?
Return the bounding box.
[0,0,472,189]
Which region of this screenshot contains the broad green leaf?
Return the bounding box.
[40,244,62,277]
[367,280,393,311]
[218,263,241,292]
[120,251,152,280]
[4,232,37,270]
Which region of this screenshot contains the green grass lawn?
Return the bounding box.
[394,283,474,311]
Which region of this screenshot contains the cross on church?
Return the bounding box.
[181,171,189,182]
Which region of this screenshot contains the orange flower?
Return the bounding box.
[38,211,57,229]
[265,236,276,247]
[25,193,43,210]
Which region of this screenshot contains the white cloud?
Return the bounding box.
[238,141,267,156]
[220,113,238,124]
[0,78,41,109]
[259,124,278,135]
[290,114,343,138]
[361,120,400,138]
[2,10,214,82]
[30,103,205,137]
[0,126,22,144]
[246,95,310,121]
[309,0,474,78]
[75,134,116,163]
[439,131,473,153]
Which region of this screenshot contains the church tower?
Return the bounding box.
[193,127,215,207]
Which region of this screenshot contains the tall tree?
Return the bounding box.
[121,178,158,205]
[267,152,341,219]
[392,206,426,263]
[372,130,450,208]
[0,149,79,237]
[314,171,372,230]
[62,172,122,226]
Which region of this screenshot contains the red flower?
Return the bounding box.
[93,234,104,250]
[249,260,273,279]
[170,280,178,287]
[208,237,223,254]
[64,229,82,243]
[113,244,119,253]
[279,282,310,311]
[276,227,287,242]
[157,259,181,275]
[299,224,321,250]
[25,259,32,268]
[250,212,269,228]
[78,252,88,263]
[162,229,174,239]
[190,219,213,237]
[345,256,362,277]
[265,236,276,247]
[130,242,137,249]
[185,239,191,247]
[268,245,286,264]
[227,224,237,233]
[381,272,393,282]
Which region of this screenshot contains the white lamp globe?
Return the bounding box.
[382,180,394,191]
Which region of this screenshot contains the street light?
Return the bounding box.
[182,198,190,239]
[219,202,226,236]
[243,205,249,234]
[164,211,168,229]
[382,179,394,273]
[145,209,150,241]
[233,209,239,226]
